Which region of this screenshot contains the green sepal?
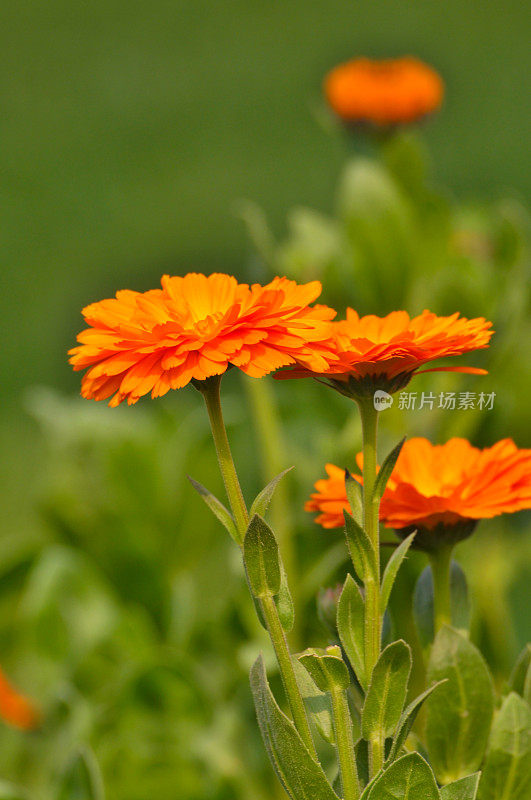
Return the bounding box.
[345,469,364,527]
[508,643,531,697]
[292,656,335,745]
[386,681,447,764]
[250,655,340,800]
[361,752,440,800]
[250,466,294,519]
[362,639,412,741]
[425,626,494,785]
[275,561,295,632]
[380,532,416,614]
[478,692,531,800]
[372,438,406,502]
[414,561,471,647]
[337,574,366,689]
[57,747,105,800]
[441,773,481,800]
[344,510,377,583]
[243,514,281,598]
[298,646,350,693]
[188,476,239,543]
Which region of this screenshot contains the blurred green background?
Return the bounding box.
[1,1,530,798]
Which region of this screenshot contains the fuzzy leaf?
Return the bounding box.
[250,655,340,800]
[386,681,446,763]
[478,692,531,800]
[426,626,494,784]
[362,640,412,741]
[372,438,405,502]
[57,748,105,800]
[298,646,350,693]
[441,773,481,800]
[380,532,415,614]
[414,562,471,647]
[244,515,281,598]
[364,752,440,800]
[337,574,366,689]
[508,644,531,697]
[188,476,239,542]
[344,510,377,583]
[250,466,294,519]
[275,561,294,632]
[292,657,335,745]
[345,469,364,527]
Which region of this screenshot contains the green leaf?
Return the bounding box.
[187,476,238,542]
[244,514,281,598]
[356,738,370,789]
[57,747,105,800]
[344,510,376,583]
[364,752,440,800]
[380,532,415,614]
[250,466,294,519]
[298,646,350,693]
[337,574,366,689]
[478,692,531,800]
[386,681,447,763]
[250,655,340,800]
[372,438,406,502]
[345,469,364,527]
[414,562,471,647]
[292,656,335,745]
[441,773,481,800]
[275,561,294,632]
[508,644,531,697]
[426,626,494,784]
[524,663,531,707]
[362,640,412,741]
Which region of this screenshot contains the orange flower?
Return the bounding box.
[277,309,493,397]
[307,438,531,549]
[69,273,337,406]
[324,56,443,126]
[0,667,40,730]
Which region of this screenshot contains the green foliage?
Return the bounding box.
[187,477,239,543]
[343,511,377,584]
[372,439,406,502]
[386,682,446,764]
[344,471,363,528]
[292,658,335,745]
[478,692,531,800]
[414,562,471,647]
[380,533,415,615]
[508,644,531,697]
[243,515,282,598]
[337,574,366,689]
[298,646,350,693]
[440,773,481,800]
[250,467,294,520]
[57,748,105,800]
[362,752,440,800]
[426,627,494,784]
[362,641,412,741]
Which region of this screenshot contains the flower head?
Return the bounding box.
[307,438,531,550]
[69,273,337,406]
[0,667,40,730]
[277,309,493,398]
[324,56,444,126]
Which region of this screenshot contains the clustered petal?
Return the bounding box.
[307,438,531,532]
[69,273,337,406]
[325,56,444,126]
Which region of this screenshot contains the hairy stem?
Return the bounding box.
[429,545,453,634]
[330,688,360,800]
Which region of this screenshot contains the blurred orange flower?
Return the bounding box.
[307,438,531,549]
[69,273,337,406]
[0,667,40,730]
[324,56,443,126]
[277,309,493,397]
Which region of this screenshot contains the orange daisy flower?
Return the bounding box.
[69,273,337,407]
[0,667,40,730]
[276,309,493,398]
[324,56,444,126]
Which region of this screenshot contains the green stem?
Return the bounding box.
[330,689,360,800]
[429,545,453,634]
[199,375,316,758]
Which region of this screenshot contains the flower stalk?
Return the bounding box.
[428,544,453,634]
[330,688,360,800]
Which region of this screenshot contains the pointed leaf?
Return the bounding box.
[362,640,412,741]
[292,657,335,745]
[275,561,294,632]
[380,532,415,614]
[344,510,377,583]
[345,469,364,527]
[441,773,481,800]
[508,644,531,697]
[426,626,494,784]
[58,747,105,800]
[414,562,471,647]
[372,438,405,502]
[250,466,294,518]
[386,681,447,763]
[364,752,440,800]
[478,692,531,800]
[188,476,239,542]
[250,655,340,800]
[244,515,281,598]
[337,574,366,689]
[298,646,350,693]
